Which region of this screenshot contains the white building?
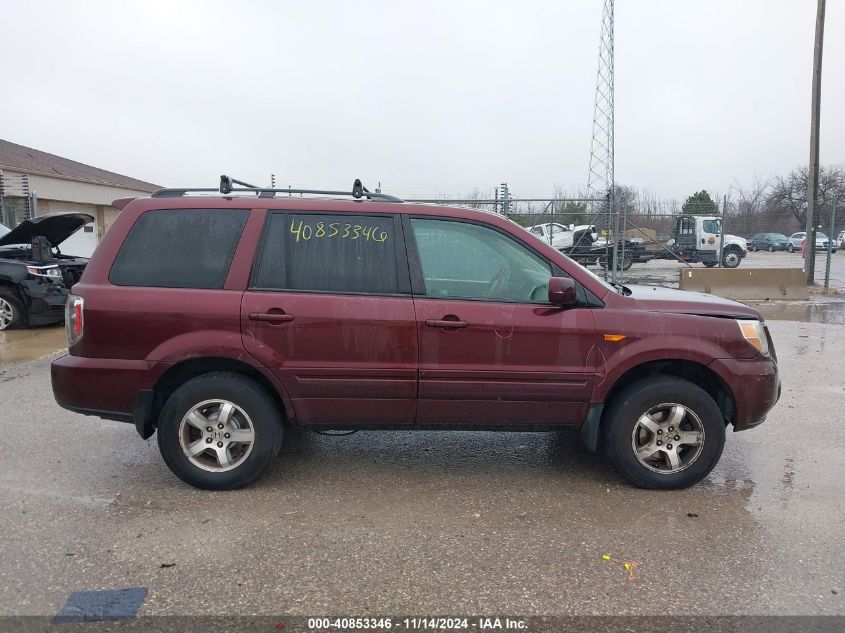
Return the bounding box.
[0,139,159,256]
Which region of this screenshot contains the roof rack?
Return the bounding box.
[151,175,403,202]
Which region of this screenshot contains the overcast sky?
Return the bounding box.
[1,0,843,200]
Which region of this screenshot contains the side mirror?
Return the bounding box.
[548,277,577,306]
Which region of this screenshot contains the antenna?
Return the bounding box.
[587,0,615,281]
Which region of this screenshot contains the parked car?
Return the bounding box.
[748,233,790,252]
[788,231,836,253]
[839,230,845,249]
[51,178,780,491]
[0,214,91,330]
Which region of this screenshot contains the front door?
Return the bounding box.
[406,217,596,426]
[242,211,417,426]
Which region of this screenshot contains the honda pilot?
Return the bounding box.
[51,178,780,490]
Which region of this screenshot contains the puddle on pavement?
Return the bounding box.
[0,326,67,364]
[754,301,845,324]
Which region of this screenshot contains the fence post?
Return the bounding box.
[718,195,727,267]
[825,193,836,289]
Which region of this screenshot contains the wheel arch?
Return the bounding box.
[146,357,292,435]
[584,359,736,452]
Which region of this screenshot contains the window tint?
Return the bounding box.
[110,209,248,288]
[253,213,399,294]
[410,218,552,302]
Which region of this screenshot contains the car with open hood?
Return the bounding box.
[50,178,780,491]
[0,213,91,330]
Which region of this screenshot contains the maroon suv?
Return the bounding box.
[51,179,780,490]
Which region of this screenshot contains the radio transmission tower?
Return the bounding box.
[587,0,616,280]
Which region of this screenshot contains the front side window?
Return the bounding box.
[701,219,721,234]
[253,213,399,294]
[110,209,248,288]
[410,218,552,302]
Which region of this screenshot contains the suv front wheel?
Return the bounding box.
[157,372,283,490]
[602,376,725,489]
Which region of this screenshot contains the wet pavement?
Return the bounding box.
[0,326,66,365]
[0,319,843,617]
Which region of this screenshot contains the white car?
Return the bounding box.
[788,232,836,253]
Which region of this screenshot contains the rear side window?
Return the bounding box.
[110,209,248,288]
[253,213,399,294]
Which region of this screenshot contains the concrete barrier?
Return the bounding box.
[678,267,808,300]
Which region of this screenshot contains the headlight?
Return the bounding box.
[26,265,62,280]
[736,319,769,355]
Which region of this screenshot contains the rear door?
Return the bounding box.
[241,211,417,426]
[405,216,596,426]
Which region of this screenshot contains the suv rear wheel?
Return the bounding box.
[0,289,26,331]
[602,376,725,489]
[157,372,283,490]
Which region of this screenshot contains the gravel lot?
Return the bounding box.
[0,319,843,619]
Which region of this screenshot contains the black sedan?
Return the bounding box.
[748,233,791,252]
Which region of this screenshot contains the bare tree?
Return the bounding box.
[768,165,845,227]
[726,177,772,235]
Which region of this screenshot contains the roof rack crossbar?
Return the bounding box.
[151,176,402,202]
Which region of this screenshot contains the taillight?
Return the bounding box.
[65,294,84,347]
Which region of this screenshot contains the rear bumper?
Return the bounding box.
[708,355,780,431]
[51,354,165,420]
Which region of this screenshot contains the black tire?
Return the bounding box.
[601,376,726,490]
[703,261,718,268]
[748,245,756,252]
[768,245,774,252]
[0,288,27,331]
[788,244,795,253]
[722,247,742,268]
[598,253,633,271]
[157,372,283,490]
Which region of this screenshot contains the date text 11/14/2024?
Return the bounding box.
[306,617,527,630]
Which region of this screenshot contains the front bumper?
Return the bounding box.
[20,279,69,325]
[708,355,780,431]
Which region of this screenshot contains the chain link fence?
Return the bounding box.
[409,196,842,292]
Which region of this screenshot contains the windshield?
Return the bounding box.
[0,222,10,239]
[771,233,788,240]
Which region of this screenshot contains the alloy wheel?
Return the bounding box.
[178,399,256,472]
[0,298,14,330]
[631,403,705,474]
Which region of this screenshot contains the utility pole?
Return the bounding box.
[805,0,826,284]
